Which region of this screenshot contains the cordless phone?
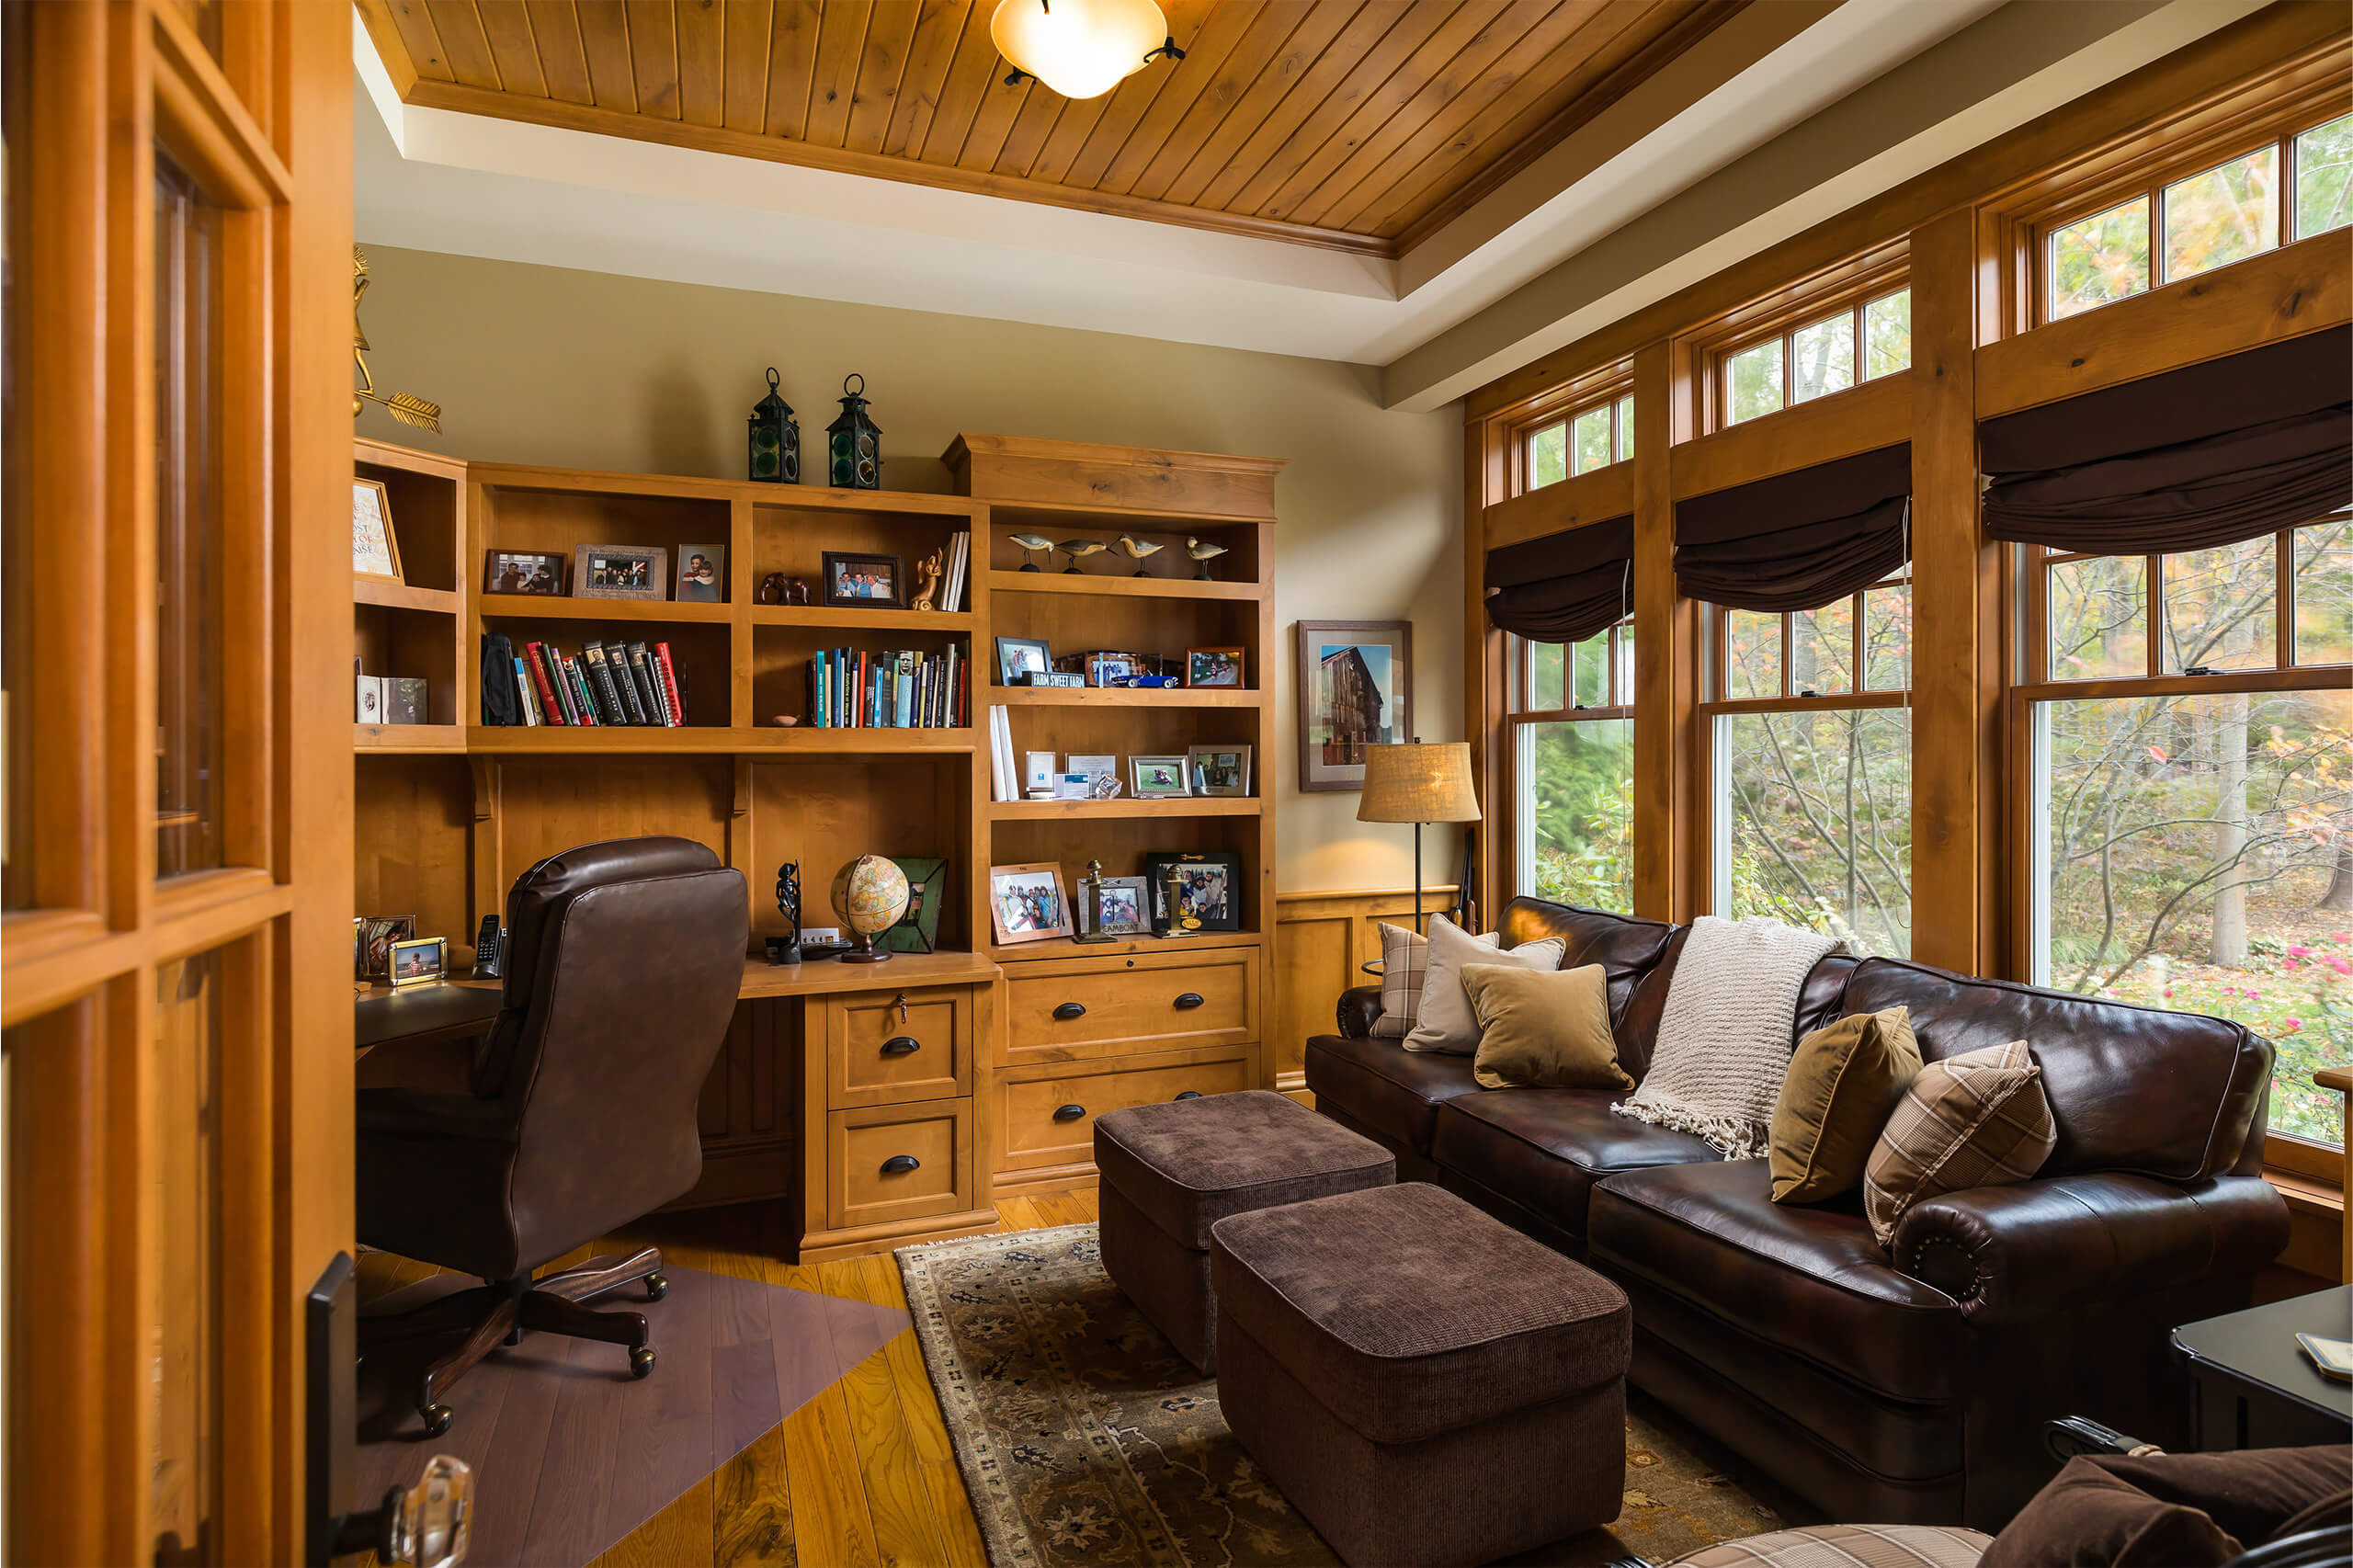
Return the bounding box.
[471,915,503,980]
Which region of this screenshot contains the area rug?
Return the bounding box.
[355,1264,908,1566]
[900,1222,1803,1568]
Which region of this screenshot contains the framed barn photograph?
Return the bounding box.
[1297,620,1413,792]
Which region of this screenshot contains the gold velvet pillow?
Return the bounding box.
[1769,1006,1921,1204]
[1462,962,1632,1092]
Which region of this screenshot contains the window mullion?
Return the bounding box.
[2276,526,2294,669]
[2147,552,2163,676]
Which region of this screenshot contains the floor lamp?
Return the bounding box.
[1357,740,1483,934]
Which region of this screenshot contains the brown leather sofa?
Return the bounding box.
[1303,897,2290,1531]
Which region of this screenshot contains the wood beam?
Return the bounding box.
[1465,417,1507,927]
[1670,373,1912,500]
[1630,342,1693,922]
[1484,461,1634,551]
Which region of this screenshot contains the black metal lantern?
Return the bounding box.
[748,367,799,483]
[827,373,882,490]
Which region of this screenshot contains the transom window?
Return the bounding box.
[2044,110,2352,322]
[1708,574,1914,956]
[1508,624,1633,912]
[1527,392,1634,490]
[1722,289,1911,427]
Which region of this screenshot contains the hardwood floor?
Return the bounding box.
[353,1189,1102,1567]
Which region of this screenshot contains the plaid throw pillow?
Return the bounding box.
[1370,923,1436,1040]
[1863,1040,2056,1245]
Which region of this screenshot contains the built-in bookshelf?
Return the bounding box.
[354,439,469,753]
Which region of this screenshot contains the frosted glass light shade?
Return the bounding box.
[991,0,1166,100]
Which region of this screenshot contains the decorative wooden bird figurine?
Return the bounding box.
[1184,536,1230,581]
[1058,539,1110,574]
[1009,533,1054,572]
[1117,535,1165,576]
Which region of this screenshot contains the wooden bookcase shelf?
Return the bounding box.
[354,433,1278,1244]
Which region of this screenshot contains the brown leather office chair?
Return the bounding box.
[358,836,748,1436]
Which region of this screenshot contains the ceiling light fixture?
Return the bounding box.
[991,0,1185,100]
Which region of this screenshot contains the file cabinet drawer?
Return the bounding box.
[1000,949,1257,1066]
[824,984,972,1108]
[827,1101,974,1231]
[995,1048,1252,1176]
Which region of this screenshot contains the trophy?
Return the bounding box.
[1072,859,1115,944]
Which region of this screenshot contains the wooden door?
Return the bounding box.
[1,2,353,1561]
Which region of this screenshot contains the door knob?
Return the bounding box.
[881,1154,922,1176]
[1052,1103,1086,1122]
[881,1036,921,1056]
[1173,993,1205,1009]
[1052,1002,1086,1020]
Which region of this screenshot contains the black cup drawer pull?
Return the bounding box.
[1174,1090,1203,1101]
[1052,1104,1086,1122]
[881,1036,921,1056]
[1173,993,1205,1010]
[1052,1002,1087,1020]
[880,1154,922,1176]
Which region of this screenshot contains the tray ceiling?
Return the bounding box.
[356,0,1748,256]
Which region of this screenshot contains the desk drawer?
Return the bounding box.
[1000,949,1257,1066]
[824,984,972,1108]
[827,1101,974,1232]
[995,1048,1253,1175]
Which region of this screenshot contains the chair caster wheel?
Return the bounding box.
[644,1273,668,1301]
[421,1403,453,1437]
[505,1323,525,1346]
[631,1346,656,1380]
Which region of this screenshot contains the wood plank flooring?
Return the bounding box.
[353,1189,1102,1568]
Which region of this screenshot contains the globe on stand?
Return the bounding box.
[830,855,911,963]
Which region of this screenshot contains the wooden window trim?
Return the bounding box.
[1985,49,2348,335]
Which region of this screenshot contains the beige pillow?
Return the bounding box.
[1464,963,1632,1092]
[1770,1006,1921,1204]
[1864,1040,2057,1245]
[1402,915,1565,1055]
[1370,922,1458,1040]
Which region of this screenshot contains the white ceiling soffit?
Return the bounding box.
[355,0,2264,412]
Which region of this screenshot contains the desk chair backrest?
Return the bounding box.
[476,836,747,1247]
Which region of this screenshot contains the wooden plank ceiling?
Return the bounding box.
[359,0,1745,256]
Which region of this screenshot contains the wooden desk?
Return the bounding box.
[354,949,1004,1261]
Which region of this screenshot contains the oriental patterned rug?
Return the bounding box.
[899,1222,1803,1568]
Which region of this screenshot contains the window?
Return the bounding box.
[1510,624,1633,911]
[154,153,224,879]
[2045,110,2352,322]
[2024,516,2352,1151]
[1722,288,1911,426]
[1526,392,1635,490]
[1710,574,1914,954]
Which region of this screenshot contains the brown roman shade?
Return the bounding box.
[1483,515,1633,644]
[1981,324,2352,554]
[1674,444,1911,612]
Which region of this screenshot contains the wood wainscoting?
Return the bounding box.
[1270,886,1459,1098]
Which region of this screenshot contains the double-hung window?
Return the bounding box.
[1508,624,1634,912]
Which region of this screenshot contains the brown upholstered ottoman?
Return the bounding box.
[1211,1182,1631,1567]
[1095,1090,1392,1372]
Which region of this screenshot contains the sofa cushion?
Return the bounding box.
[1588,1158,1962,1404]
[1431,1089,1721,1241]
[1370,921,1430,1040]
[1302,1034,1480,1157]
[1840,958,2268,1182]
[1771,1006,1921,1204]
[1209,1182,1630,1443]
[1496,898,1677,1036]
[1864,1040,2057,1244]
[1404,916,1563,1055]
[1466,963,1631,1092]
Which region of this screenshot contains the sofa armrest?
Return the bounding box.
[1892,1173,2290,1325]
[1337,985,1385,1040]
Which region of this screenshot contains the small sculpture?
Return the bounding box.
[1059,539,1110,574]
[1117,535,1165,576]
[785,577,811,605]
[910,549,942,611]
[757,573,788,606]
[1184,536,1230,581]
[767,860,802,964]
[1010,533,1054,572]
[351,246,441,431]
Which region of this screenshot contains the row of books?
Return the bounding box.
[938,532,973,614]
[511,639,685,726]
[807,644,967,728]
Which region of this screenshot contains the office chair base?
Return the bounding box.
[364,1246,668,1436]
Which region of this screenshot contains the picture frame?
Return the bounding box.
[1093,875,1152,937]
[573,543,668,601]
[358,915,415,982]
[388,936,448,987]
[1085,651,1143,687]
[1131,755,1190,799]
[674,542,725,603]
[879,856,949,954]
[1186,646,1246,688]
[484,549,566,596]
[1297,619,1414,792]
[1023,750,1058,796]
[1067,754,1118,790]
[353,478,402,583]
[996,637,1052,686]
[989,862,1073,945]
[1054,772,1093,801]
[822,550,904,608]
[1143,851,1243,936]
[1186,744,1253,797]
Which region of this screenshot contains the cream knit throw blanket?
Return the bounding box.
[1613,915,1844,1159]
